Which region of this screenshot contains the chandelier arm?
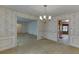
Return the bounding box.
[44,5,47,20]
[39,5,51,22]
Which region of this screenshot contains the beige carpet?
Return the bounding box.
[0,34,79,54]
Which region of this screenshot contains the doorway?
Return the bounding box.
[17,16,37,46]
[57,19,70,44]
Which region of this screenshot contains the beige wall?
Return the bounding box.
[43,12,79,48]
[0,6,37,51]
[0,7,17,51]
[17,21,37,36]
[17,24,22,33]
[37,20,46,40]
[38,12,79,48]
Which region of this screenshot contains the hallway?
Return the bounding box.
[0,34,79,54]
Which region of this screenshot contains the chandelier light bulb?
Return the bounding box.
[48,16,51,19]
[39,16,43,20]
[43,15,46,19]
[39,5,52,22]
[65,20,69,22]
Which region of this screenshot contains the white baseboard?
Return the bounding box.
[0,45,16,51]
[44,36,57,42]
[44,36,79,48]
[70,43,79,48]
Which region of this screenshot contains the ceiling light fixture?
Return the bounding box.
[65,20,69,22]
[39,5,51,23]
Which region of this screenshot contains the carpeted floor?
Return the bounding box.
[0,34,79,54]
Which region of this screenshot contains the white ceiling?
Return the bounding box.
[17,16,36,23]
[3,5,79,17]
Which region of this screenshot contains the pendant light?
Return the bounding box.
[39,5,51,22]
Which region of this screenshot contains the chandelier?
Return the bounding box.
[39,5,51,23]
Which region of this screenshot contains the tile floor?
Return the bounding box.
[0,34,79,54]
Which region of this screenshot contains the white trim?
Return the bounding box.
[70,43,79,48]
